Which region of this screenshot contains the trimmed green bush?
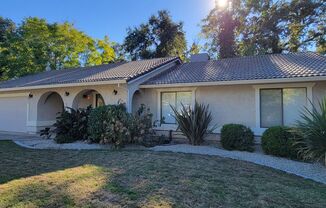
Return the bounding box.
[220,124,254,152]
[261,126,298,159]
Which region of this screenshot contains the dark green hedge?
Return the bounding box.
[220,124,254,152]
[261,126,299,159]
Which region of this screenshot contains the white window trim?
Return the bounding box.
[155,87,197,130]
[253,83,315,134]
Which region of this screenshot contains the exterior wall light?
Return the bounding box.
[65,91,70,96]
[113,90,118,95]
[28,93,33,98]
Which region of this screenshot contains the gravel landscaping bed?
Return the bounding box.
[150,144,326,184]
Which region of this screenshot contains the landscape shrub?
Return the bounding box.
[53,106,91,144]
[261,126,298,159]
[87,104,130,148]
[171,102,214,145]
[294,97,326,165]
[128,104,155,143]
[88,104,168,148]
[220,124,254,152]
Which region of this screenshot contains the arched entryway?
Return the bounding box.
[131,90,142,114]
[37,91,64,122]
[72,89,105,109]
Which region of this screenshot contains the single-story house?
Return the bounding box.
[0,52,325,136]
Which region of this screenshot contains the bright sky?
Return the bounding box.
[1,0,215,47]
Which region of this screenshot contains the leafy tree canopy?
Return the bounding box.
[201,0,325,59]
[123,10,187,60]
[0,17,117,81]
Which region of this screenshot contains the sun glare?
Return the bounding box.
[216,0,228,8]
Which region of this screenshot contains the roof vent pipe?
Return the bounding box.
[190,53,210,62]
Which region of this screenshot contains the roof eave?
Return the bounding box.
[0,79,127,92]
[139,76,326,88]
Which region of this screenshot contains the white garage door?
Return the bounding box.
[0,96,28,133]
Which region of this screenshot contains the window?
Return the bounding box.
[161,91,192,124]
[95,94,105,107]
[260,88,307,128]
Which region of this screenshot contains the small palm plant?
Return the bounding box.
[171,102,214,145]
[294,97,326,165]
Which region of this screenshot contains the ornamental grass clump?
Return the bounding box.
[171,102,214,145]
[294,98,326,165]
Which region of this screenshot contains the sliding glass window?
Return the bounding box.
[260,88,307,128]
[161,92,192,124]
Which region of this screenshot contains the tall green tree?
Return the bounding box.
[284,0,325,53]
[201,0,325,58]
[0,17,117,80]
[0,17,16,80]
[123,10,187,60]
[201,0,242,58]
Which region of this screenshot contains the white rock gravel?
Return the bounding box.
[150,144,326,185]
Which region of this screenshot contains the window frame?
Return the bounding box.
[160,91,192,124]
[259,88,284,128]
[259,87,308,128]
[155,88,196,129]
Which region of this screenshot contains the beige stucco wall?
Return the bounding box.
[137,81,326,136]
[135,85,256,131]
[196,85,256,129]
[313,81,326,104]
[0,83,128,133]
[37,92,64,122]
[1,80,326,134]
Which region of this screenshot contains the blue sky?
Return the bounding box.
[1,0,215,47]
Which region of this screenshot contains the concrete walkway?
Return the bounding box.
[0,132,109,150]
[14,139,109,150]
[0,131,41,141]
[150,144,326,185]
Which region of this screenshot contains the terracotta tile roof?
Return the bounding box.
[143,53,326,85]
[0,57,178,89]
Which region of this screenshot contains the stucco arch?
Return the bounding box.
[131,90,142,114]
[37,91,64,122]
[72,89,105,109]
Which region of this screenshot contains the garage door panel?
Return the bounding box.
[0,97,27,132]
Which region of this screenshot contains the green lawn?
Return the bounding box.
[0,141,326,208]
